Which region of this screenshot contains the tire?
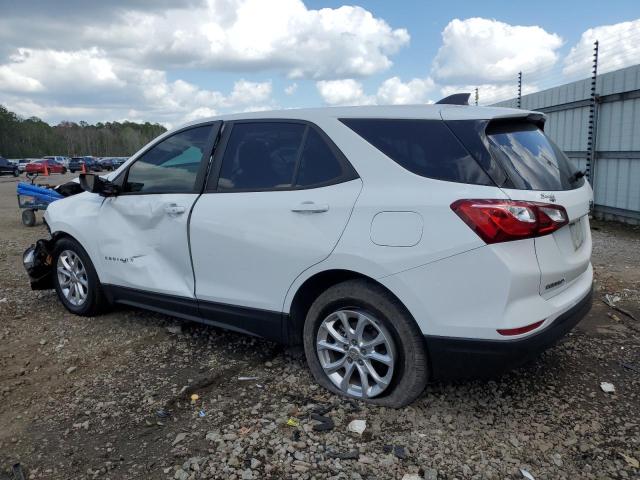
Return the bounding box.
[61,167,67,174]
[69,169,75,173]
[21,209,36,227]
[13,169,19,177]
[52,237,107,316]
[303,279,429,408]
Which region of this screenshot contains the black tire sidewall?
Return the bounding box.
[53,238,103,316]
[21,209,36,227]
[303,279,428,408]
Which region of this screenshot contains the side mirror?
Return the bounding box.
[79,174,119,197]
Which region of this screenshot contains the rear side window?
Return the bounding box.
[215,122,356,191]
[340,118,493,185]
[295,128,344,187]
[486,122,585,191]
[218,123,305,191]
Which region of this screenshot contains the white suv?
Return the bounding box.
[24,103,593,407]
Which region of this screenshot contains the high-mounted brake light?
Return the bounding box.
[451,199,568,244]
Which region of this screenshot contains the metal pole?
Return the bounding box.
[517,72,522,108]
[586,40,599,183]
[475,88,478,106]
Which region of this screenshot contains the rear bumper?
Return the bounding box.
[425,286,593,380]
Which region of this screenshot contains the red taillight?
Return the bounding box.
[497,320,544,336]
[451,199,568,244]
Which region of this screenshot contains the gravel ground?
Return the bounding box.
[1,173,639,480]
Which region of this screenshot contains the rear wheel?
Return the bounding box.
[21,209,36,227]
[53,237,107,316]
[303,279,428,407]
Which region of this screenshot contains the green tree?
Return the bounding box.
[0,104,167,158]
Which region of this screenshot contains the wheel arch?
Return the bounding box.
[286,268,415,346]
[49,228,104,283]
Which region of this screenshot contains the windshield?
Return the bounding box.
[486,122,584,191]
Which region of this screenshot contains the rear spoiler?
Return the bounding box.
[486,113,547,131]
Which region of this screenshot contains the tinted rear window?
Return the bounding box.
[340,118,492,185]
[486,122,585,191]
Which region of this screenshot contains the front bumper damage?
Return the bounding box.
[23,238,55,290]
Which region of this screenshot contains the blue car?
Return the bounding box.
[69,156,102,173]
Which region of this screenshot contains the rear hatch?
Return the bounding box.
[484,120,592,298]
[444,112,593,299]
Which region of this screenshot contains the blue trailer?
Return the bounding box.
[16,181,64,226]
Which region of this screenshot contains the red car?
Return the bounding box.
[25,159,67,175]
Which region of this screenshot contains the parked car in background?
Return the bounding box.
[25,103,593,407]
[17,159,31,173]
[44,156,70,167]
[68,156,102,173]
[98,157,127,171]
[0,156,20,176]
[25,158,67,175]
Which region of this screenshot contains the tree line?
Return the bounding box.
[0,104,167,158]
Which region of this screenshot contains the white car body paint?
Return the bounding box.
[44,104,593,347]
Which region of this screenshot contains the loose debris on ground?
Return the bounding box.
[0,175,638,479]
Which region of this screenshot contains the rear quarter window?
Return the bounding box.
[340,118,493,185]
[486,122,584,191]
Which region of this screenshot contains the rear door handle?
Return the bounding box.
[291,201,329,213]
[164,203,186,215]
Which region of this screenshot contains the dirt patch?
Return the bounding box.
[0,174,638,479]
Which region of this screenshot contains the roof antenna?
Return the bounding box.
[435,93,471,105]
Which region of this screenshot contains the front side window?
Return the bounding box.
[125,125,212,193]
[217,122,305,191]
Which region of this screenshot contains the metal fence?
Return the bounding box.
[493,63,640,224]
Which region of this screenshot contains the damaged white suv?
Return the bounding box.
[24,98,593,407]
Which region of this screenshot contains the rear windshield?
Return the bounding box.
[486,122,585,191]
[340,118,493,185]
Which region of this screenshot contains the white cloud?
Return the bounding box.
[284,83,298,95]
[316,79,373,106]
[227,79,272,106]
[0,46,274,126]
[6,0,408,80]
[317,76,436,106]
[0,66,43,93]
[376,76,435,104]
[432,18,563,84]
[563,18,640,78]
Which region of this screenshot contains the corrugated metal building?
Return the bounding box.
[494,64,640,224]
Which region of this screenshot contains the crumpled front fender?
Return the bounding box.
[23,238,56,290]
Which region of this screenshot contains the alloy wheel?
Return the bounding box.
[316,309,396,399]
[57,250,89,306]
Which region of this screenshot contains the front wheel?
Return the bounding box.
[53,237,107,316]
[303,279,429,408]
[13,169,19,177]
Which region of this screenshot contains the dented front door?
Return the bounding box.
[95,123,220,298]
[96,193,199,297]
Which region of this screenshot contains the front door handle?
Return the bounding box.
[164,203,186,215]
[291,201,329,213]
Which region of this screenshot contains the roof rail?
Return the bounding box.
[435,93,471,105]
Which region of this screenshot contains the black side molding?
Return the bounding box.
[103,285,287,343]
[435,93,471,105]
